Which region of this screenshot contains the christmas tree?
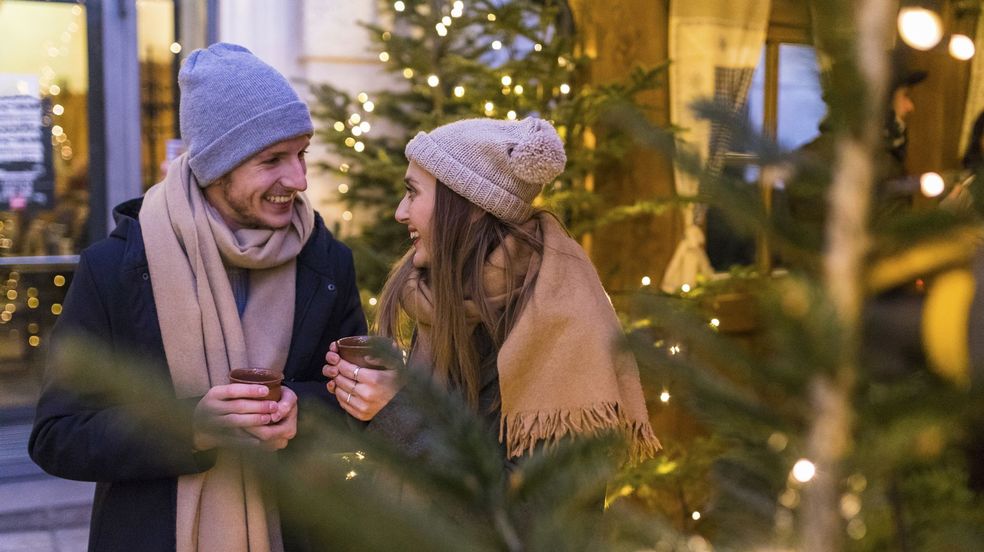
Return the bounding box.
[310,0,665,294]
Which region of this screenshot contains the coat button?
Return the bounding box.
[142,272,149,280]
[327,283,336,291]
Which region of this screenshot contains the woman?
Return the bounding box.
[941,110,984,213]
[323,117,659,463]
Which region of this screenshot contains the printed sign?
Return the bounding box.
[0,95,53,209]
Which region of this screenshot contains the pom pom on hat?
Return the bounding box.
[405,117,567,223]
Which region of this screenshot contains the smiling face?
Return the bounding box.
[203,134,310,231]
[396,161,438,268]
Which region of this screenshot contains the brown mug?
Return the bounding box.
[229,368,283,401]
[336,336,403,370]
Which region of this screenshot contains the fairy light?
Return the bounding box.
[52,104,64,116]
[691,511,701,521]
[333,121,345,132]
[339,163,350,173]
[453,85,465,97]
[338,184,350,194]
[898,7,943,51]
[949,34,975,60]
[342,211,354,221]
[506,110,517,120]
[403,68,414,79]
[767,432,788,452]
[382,31,391,41]
[514,84,524,95]
[345,470,358,480]
[436,23,448,37]
[368,297,378,306]
[441,16,452,26]
[920,172,944,197]
[394,1,405,12]
[363,101,375,112]
[534,43,542,51]
[487,13,497,21]
[351,126,363,137]
[344,137,356,147]
[427,74,440,87]
[484,101,494,115]
[357,92,369,103]
[359,122,371,133]
[354,141,365,152]
[491,40,502,50]
[680,283,691,293]
[641,276,652,286]
[170,42,182,54]
[349,113,362,125]
[659,390,670,403]
[501,75,512,86]
[710,318,720,328]
[559,83,571,94]
[792,459,816,483]
[379,51,390,62]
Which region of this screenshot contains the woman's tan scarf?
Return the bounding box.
[140,153,314,552]
[400,212,660,461]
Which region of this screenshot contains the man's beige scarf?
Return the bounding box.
[140,153,314,552]
[401,213,660,460]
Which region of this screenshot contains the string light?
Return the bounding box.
[170,42,182,54]
[680,283,691,293]
[484,101,494,115]
[359,121,371,133]
[659,390,670,403]
[513,84,524,95]
[442,16,452,26]
[949,34,975,60]
[691,511,701,521]
[354,141,365,152]
[49,84,61,96]
[342,211,354,221]
[349,113,362,125]
[368,297,378,306]
[534,43,542,51]
[792,459,816,483]
[344,137,356,147]
[52,104,64,116]
[352,126,363,137]
[427,74,440,87]
[382,31,391,41]
[453,85,465,97]
[339,163,350,173]
[333,122,345,132]
[491,40,502,50]
[345,470,358,480]
[641,276,651,286]
[403,68,414,79]
[501,75,512,86]
[338,184,350,194]
[507,110,517,120]
[709,318,720,328]
[898,7,943,51]
[487,13,497,21]
[357,92,369,103]
[363,101,375,112]
[436,23,448,37]
[920,172,944,197]
[379,51,390,62]
[394,1,405,12]
[559,83,571,94]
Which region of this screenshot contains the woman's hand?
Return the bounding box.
[324,341,402,421]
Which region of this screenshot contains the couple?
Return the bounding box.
[30,43,658,552]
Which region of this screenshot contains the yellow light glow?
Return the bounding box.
[357,92,369,103]
[920,172,945,197]
[484,101,494,112]
[351,127,362,137]
[333,122,345,132]
[436,23,447,37]
[514,84,524,95]
[51,125,64,137]
[51,303,62,315]
[492,40,502,50]
[442,16,452,26]
[29,336,40,347]
[360,122,371,133]
[340,163,350,173]
[949,34,975,60]
[710,318,720,328]
[691,511,701,521]
[534,43,542,52]
[6,290,16,300]
[369,297,378,306]
[898,7,943,51]
[659,390,670,403]
[27,298,39,309]
[338,184,349,194]
[345,470,358,480]
[363,101,375,112]
[349,113,361,124]
[560,83,571,94]
[427,75,440,87]
[453,86,465,97]
[379,51,390,62]
[487,13,496,21]
[681,283,691,293]
[507,110,517,120]
[382,31,391,41]
[354,141,365,152]
[49,84,61,96]
[170,42,182,54]
[641,276,651,286]
[342,211,354,221]
[403,68,414,79]
[344,137,356,147]
[501,75,512,86]
[792,459,816,483]
[52,104,64,116]
[394,1,405,12]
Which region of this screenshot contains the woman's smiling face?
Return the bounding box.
[396,161,437,268]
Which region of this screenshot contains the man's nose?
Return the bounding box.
[282,159,308,191]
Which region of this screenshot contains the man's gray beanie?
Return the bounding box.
[405,117,567,223]
[178,43,313,185]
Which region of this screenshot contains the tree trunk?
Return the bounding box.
[568,0,680,295]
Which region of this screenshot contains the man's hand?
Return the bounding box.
[242,386,298,451]
[192,383,280,451]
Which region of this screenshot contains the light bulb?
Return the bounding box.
[949,34,975,60]
[427,75,440,87]
[920,172,944,197]
[792,459,816,483]
[898,7,943,51]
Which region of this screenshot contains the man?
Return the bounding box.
[29,43,366,552]
[883,67,926,183]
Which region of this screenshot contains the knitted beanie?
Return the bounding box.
[178,43,313,185]
[405,117,567,223]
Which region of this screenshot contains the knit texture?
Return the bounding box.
[405,117,567,223]
[179,43,313,185]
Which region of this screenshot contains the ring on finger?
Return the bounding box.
[353,366,361,382]
[346,390,353,404]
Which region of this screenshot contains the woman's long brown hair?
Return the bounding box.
[375,181,542,408]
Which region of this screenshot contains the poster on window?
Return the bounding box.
[0,94,54,210]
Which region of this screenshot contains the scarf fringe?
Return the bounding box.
[499,401,661,462]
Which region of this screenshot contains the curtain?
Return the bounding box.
[663,0,772,293]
